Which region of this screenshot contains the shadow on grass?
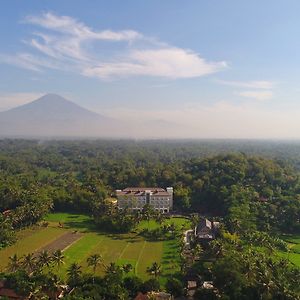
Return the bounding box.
[64,219,97,232]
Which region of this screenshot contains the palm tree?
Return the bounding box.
[146,262,162,278]
[22,253,36,273]
[7,254,19,272]
[87,254,103,282]
[122,263,133,274]
[46,272,62,299]
[67,263,82,286]
[105,262,120,275]
[38,250,52,269]
[52,249,65,271]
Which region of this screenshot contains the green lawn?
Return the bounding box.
[138,220,161,230]
[59,231,165,280]
[58,233,103,276]
[277,233,300,267]
[138,216,190,231]
[0,212,189,282]
[45,212,95,232]
[0,227,67,271]
[277,251,300,266]
[160,239,182,282]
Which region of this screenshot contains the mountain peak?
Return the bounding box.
[5,93,97,117]
[27,93,76,106]
[0,93,122,137]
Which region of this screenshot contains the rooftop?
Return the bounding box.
[117,187,171,196]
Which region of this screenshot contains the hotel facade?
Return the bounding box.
[116,187,173,213]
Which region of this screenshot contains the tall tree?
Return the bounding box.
[122,263,133,274]
[38,250,52,269]
[52,249,65,271]
[22,253,36,273]
[67,263,82,287]
[7,254,19,273]
[147,262,162,278]
[87,253,103,282]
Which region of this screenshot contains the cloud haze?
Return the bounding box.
[217,80,275,89]
[0,92,45,111]
[236,90,273,101]
[103,100,300,139]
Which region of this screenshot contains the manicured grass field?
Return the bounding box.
[0,213,189,282]
[45,212,95,232]
[0,227,67,271]
[138,216,190,231]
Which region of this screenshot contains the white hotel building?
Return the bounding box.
[116,187,173,213]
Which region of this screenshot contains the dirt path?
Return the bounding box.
[36,231,83,254]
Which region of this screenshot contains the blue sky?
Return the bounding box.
[1,0,300,138]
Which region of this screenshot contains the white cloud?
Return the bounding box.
[217,79,275,89]
[0,51,70,72]
[25,12,142,41]
[0,12,227,79]
[0,92,45,111]
[84,48,227,79]
[236,90,273,101]
[216,79,275,101]
[0,53,41,71]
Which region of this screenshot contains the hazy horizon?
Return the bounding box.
[1,1,300,139]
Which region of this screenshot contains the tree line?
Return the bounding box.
[0,140,299,239]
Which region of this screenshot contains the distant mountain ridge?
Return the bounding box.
[0,93,185,138]
[1,94,105,120]
[0,94,125,137]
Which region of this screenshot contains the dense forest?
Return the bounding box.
[1,139,299,233]
[0,139,299,299]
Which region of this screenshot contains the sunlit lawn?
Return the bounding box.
[0,212,189,283]
[0,227,67,271]
[138,216,190,231]
[45,212,95,232]
[277,233,300,267]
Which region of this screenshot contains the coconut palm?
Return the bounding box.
[67,263,82,286]
[87,254,103,282]
[122,263,133,274]
[105,262,120,275]
[146,262,162,278]
[38,250,52,269]
[7,254,19,272]
[22,252,36,273]
[46,273,62,299]
[52,249,65,271]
